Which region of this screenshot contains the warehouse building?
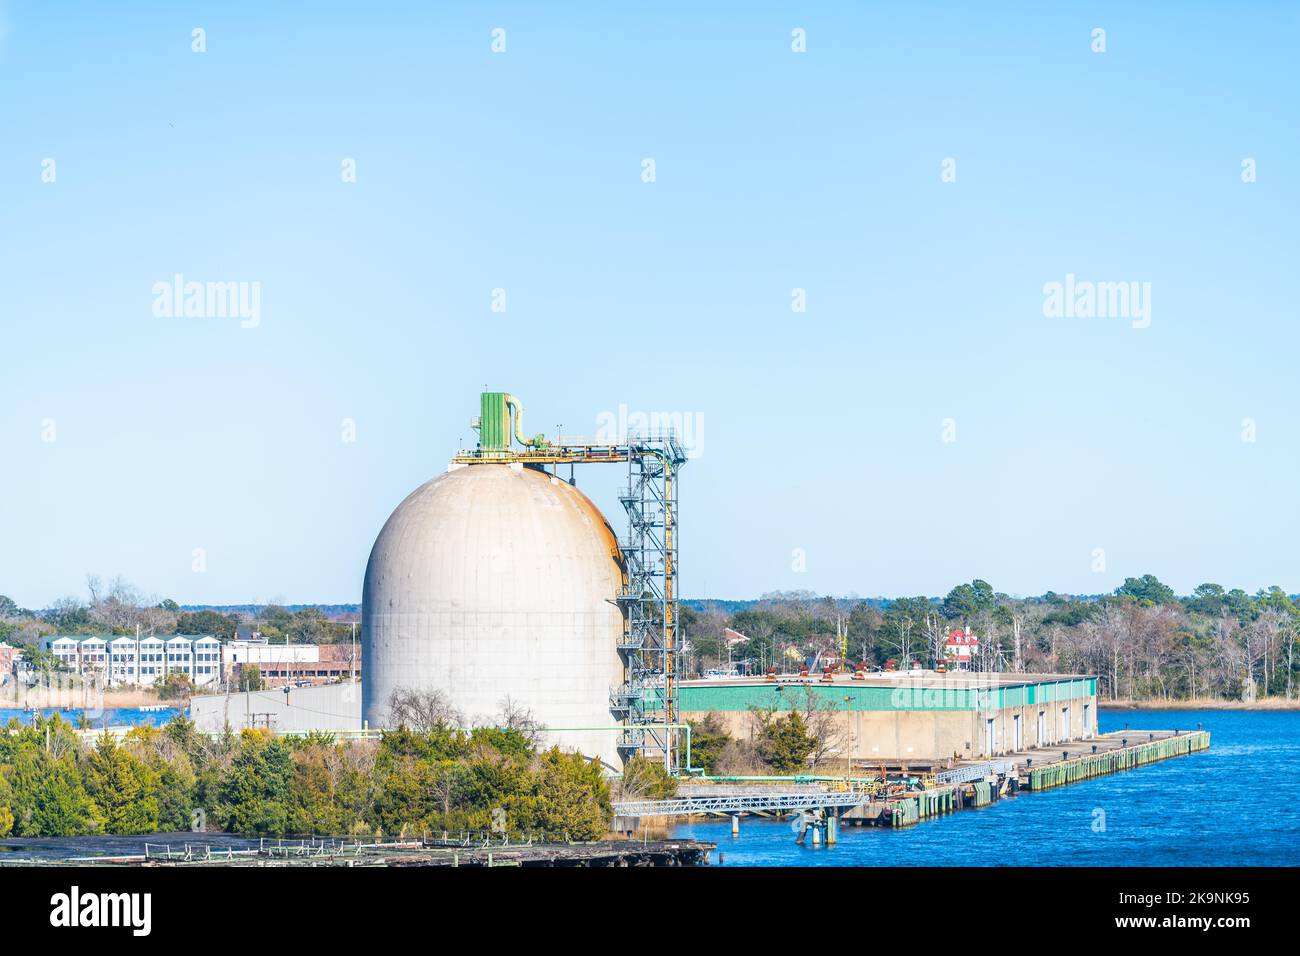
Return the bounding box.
[679,672,1098,763]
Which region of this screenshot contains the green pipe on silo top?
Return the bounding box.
[504,394,531,447]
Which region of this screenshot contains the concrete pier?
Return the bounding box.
[1024,729,1209,791]
[620,728,1211,841]
[843,729,1210,828]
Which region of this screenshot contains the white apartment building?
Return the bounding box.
[193,636,222,682]
[49,636,80,670]
[41,635,325,688]
[44,635,223,687]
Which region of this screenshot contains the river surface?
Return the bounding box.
[0,707,183,728]
[670,709,1300,866]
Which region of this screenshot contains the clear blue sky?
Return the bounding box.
[2,2,1297,608]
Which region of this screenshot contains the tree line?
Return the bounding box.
[0,576,358,650]
[682,576,1300,702]
[7,571,1298,702]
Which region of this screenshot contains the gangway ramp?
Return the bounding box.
[613,789,873,819]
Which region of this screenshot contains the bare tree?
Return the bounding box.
[797,685,848,772]
[924,610,946,667]
[1095,603,1133,699]
[893,616,915,667]
[1252,609,1283,697]
[1000,605,1029,673]
[617,754,677,801]
[745,618,776,671]
[1211,615,1247,699]
[77,574,175,635]
[497,695,544,746]
[386,686,463,732]
[1286,620,1298,700]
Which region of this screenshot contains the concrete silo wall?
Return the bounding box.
[362,463,624,766]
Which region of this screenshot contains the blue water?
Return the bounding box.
[0,707,183,728]
[671,709,1300,866]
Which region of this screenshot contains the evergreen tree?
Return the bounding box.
[218,731,294,835]
[755,709,817,773]
[287,744,347,836]
[1114,574,1176,606]
[84,734,161,834]
[0,773,14,837]
[7,747,102,837]
[519,748,611,840]
[686,712,733,774]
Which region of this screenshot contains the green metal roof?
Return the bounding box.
[677,677,1096,713]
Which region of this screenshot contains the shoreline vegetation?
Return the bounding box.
[0,687,685,842]
[0,704,645,842]
[1098,696,1300,711]
[4,572,1300,714]
[1,686,179,710]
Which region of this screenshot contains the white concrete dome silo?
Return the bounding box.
[361,461,624,766]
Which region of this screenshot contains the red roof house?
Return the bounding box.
[943,627,979,669]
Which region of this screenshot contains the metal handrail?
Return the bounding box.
[936,760,1015,785]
